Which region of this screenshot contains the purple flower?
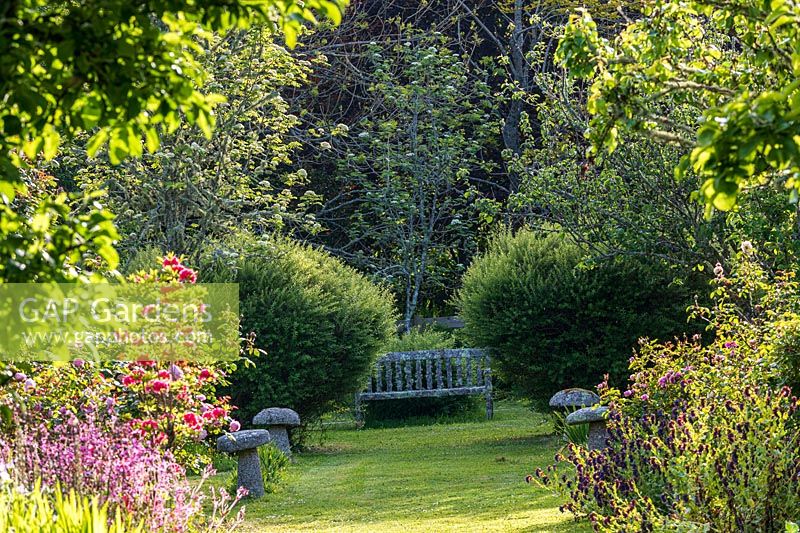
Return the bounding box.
[13,372,25,381]
[168,363,184,381]
[23,378,36,392]
[72,358,85,368]
[623,390,633,397]
[229,420,241,432]
[640,394,650,401]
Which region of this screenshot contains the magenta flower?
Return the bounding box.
[229,420,241,432]
[151,380,169,393]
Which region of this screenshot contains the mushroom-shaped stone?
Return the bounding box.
[252,407,300,457]
[549,388,600,409]
[216,429,271,497]
[566,406,609,450]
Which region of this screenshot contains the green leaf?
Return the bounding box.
[108,129,129,165]
[145,127,160,153]
[80,98,103,129]
[195,108,213,139]
[284,23,298,49]
[22,137,44,160]
[86,130,109,157]
[42,125,60,160]
[0,180,16,203]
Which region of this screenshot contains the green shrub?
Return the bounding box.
[457,229,692,410]
[202,237,396,424]
[227,443,289,496]
[364,327,480,425]
[381,328,458,352]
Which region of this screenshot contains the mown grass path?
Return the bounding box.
[232,401,589,532]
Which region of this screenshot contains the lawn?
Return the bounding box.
[227,401,590,532]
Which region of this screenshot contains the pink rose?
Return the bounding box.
[151,380,169,393]
[183,412,202,429]
[178,268,197,283]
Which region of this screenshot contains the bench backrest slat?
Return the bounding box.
[445,356,453,388]
[425,359,433,390]
[395,360,402,392]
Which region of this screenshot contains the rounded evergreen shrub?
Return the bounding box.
[456,229,691,410]
[202,237,396,424]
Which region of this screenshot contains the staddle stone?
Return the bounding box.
[253,407,300,457]
[216,429,271,497]
[549,388,600,409]
[566,406,609,450]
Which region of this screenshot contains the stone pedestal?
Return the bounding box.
[216,429,271,497]
[253,407,301,457]
[566,406,609,450]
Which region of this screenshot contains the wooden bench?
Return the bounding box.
[355,348,493,421]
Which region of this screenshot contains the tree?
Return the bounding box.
[57,26,321,260]
[556,0,800,214]
[0,0,346,281]
[316,34,500,329]
[509,68,730,268]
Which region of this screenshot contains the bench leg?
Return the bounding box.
[354,393,364,428]
[484,369,493,420]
